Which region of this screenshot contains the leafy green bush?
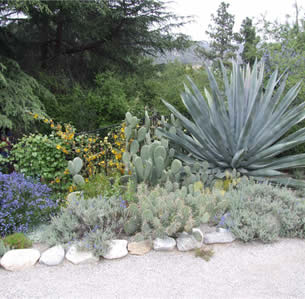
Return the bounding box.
[9,133,69,193]
[220,179,305,243]
[124,184,210,240]
[42,195,127,256]
[3,233,32,249]
[79,172,122,199]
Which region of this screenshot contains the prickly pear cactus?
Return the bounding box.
[123,110,233,190]
[123,111,181,187]
[124,184,210,240]
[68,157,85,186]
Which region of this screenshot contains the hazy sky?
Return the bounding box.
[167,0,302,40]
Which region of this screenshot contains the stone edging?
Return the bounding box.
[0,226,236,271]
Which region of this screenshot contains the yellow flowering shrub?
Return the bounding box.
[28,112,126,194]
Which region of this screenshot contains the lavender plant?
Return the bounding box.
[0,172,58,237]
[42,195,127,256]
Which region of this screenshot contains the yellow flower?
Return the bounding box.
[121,128,125,133]
[55,177,60,183]
[114,134,118,139]
[84,148,88,152]
[50,123,55,128]
[43,119,49,123]
[64,169,69,175]
[76,149,80,153]
[33,113,39,119]
[56,145,61,150]
[85,178,89,183]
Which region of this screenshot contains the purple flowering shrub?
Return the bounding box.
[0,172,58,237]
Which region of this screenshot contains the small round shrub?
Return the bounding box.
[3,232,32,249]
[42,195,127,257]
[0,172,58,237]
[220,179,305,243]
[9,133,68,193]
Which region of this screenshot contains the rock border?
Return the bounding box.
[0,226,236,271]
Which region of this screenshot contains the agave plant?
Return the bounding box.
[158,60,305,187]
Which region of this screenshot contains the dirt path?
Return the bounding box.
[1,238,305,299]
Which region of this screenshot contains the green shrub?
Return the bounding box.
[42,195,127,256]
[124,184,210,240]
[79,172,122,199]
[0,239,10,257]
[220,179,305,243]
[3,233,32,249]
[9,133,69,193]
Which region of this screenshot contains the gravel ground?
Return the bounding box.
[1,238,305,299]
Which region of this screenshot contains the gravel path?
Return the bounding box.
[1,238,305,299]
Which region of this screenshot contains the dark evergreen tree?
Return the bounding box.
[0,0,190,80]
[239,17,260,65]
[196,2,238,64]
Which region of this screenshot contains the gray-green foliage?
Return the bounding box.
[123,111,221,189]
[42,195,127,256]
[221,179,305,243]
[0,239,10,257]
[159,60,305,188]
[68,157,85,186]
[123,110,175,186]
[124,184,210,240]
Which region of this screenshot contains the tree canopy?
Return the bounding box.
[0,0,190,80]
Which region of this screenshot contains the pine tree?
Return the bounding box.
[197,2,238,64]
[239,17,260,65]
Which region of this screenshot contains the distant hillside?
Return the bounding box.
[154,41,243,65]
[154,41,209,66]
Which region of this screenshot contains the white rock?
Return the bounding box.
[0,249,40,271]
[204,230,236,244]
[66,245,99,265]
[128,240,152,255]
[153,237,176,251]
[39,245,65,266]
[199,224,217,235]
[102,240,128,260]
[176,232,202,252]
[192,227,204,243]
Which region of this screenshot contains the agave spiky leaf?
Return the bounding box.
[158,60,305,187]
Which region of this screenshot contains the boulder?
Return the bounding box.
[203,229,236,244]
[102,240,128,260]
[0,249,40,271]
[66,245,99,265]
[128,240,152,255]
[199,224,217,235]
[153,237,176,251]
[39,245,65,266]
[176,231,202,252]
